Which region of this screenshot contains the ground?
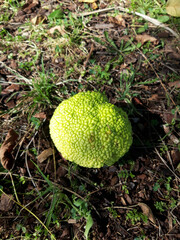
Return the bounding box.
[0,0,180,240]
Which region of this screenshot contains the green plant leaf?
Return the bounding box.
[48,8,64,20]
[153,182,160,191]
[84,213,93,240]
[157,15,170,23]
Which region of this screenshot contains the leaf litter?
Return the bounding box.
[0,0,180,239]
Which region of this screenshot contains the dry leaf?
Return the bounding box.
[37,148,53,163]
[168,81,180,88]
[148,94,159,101]
[9,59,17,69]
[22,0,39,13]
[79,0,96,2]
[5,99,16,109]
[135,34,158,45]
[120,197,127,206]
[0,129,19,170]
[49,26,66,35]
[137,174,147,180]
[124,194,132,204]
[60,228,70,238]
[110,176,118,186]
[57,166,68,178]
[1,84,20,94]
[168,211,173,231]
[31,15,46,25]
[166,0,180,17]
[91,2,98,9]
[171,150,180,167]
[109,15,126,27]
[0,193,14,211]
[138,202,156,224]
[33,112,47,119]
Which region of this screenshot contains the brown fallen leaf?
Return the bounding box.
[135,34,158,45]
[60,227,70,238]
[171,150,180,167]
[124,193,132,205]
[5,99,16,109]
[56,166,68,178]
[148,94,159,101]
[110,176,118,186]
[0,129,19,170]
[0,193,14,211]
[49,26,66,36]
[168,81,180,88]
[138,202,156,224]
[33,112,47,119]
[1,84,20,95]
[137,174,147,180]
[37,148,53,163]
[91,2,98,9]
[1,113,10,120]
[9,59,17,69]
[108,15,126,27]
[22,0,39,13]
[120,197,127,206]
[31,15,46,25]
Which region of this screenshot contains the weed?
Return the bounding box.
[116,67,138,103]
[118,169,135,194]
[94,32,136,56]
[153,176,178,213]
[0,0,25,21]
[21,58,60,117]
[154,201,167,212]
[48,7,64,21]
[130,0,169,21]
[126,209,148,225]
[71,196,93,239]
[107,202,118,219]
[87,63,112,84]
[33,161,93,239]
[16,224,27,234]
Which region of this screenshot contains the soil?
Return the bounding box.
[0,1,180,240]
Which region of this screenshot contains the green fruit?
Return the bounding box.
[49,91,132,168]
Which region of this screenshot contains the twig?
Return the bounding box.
[137,48,176,106]
[21,131,45,200]
[76,7,179,38]
[0,61,32,87]
[155,148,180,181]
[9,171,21,204]
[83,43,94,68]
[134,11,179,38]
[104,204,139,210]
[52,147,57,181]
[0,189,56,240]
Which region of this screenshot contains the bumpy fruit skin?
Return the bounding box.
[49,91,132,168]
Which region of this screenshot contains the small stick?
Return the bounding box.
[76,6,179,38]
[83,43,94,68]
[155,148,180,181]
